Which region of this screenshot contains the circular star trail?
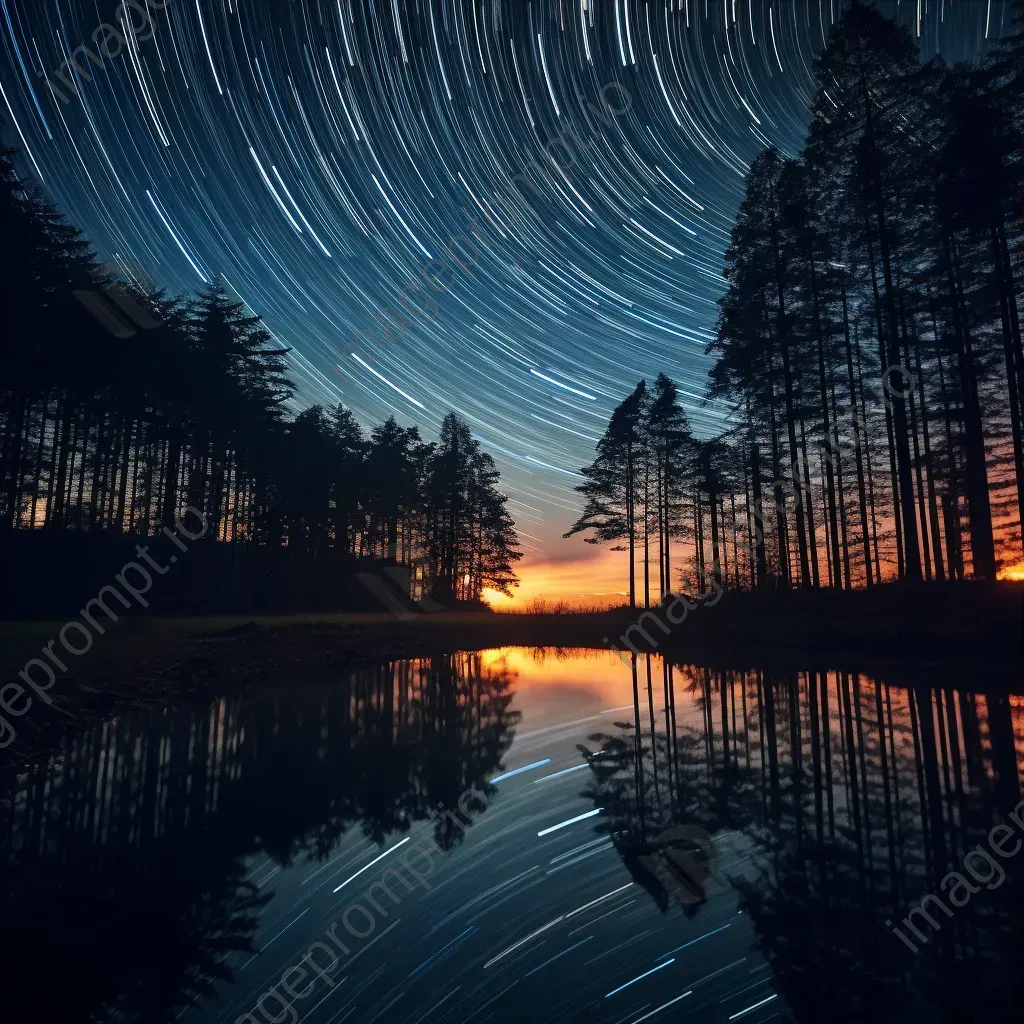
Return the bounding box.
[0,0,999,558]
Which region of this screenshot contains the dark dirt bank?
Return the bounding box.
[1,581,1020,766]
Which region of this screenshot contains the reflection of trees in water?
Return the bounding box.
[583,655,1024,1023]
[1,853,269,1024]
[0,653,519,1023]
[489,645,620,665]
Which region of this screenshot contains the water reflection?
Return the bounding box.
[0,653,519,1022]
[584,659,1024,1022]
[0,649,1021,1023]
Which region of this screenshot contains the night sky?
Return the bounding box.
[0,0,1000,599]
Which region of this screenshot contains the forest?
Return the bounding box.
[569,2,1024,605]
[584,655,1024,1022]
[0,652,519,1020]
[0,147,520,609]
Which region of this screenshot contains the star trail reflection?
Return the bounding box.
[3,649,1024,1021]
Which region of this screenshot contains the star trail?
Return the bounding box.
[0,0,999,565]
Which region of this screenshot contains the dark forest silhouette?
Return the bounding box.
[582,654,1024,1023]
[0,652,518,1022]
[0,148,520,611]
[569,3,1024,604]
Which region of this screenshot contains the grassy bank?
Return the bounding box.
[1,581,1020,764]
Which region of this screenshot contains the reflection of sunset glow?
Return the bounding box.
[479,647,726,735]
[481,652,1024,806]
[480,646,631,691]
[480,646,634,738]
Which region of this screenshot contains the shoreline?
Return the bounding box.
[1,580,1020,766]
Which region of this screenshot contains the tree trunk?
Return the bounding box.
[770,204,811,586]
[29,394,49,528]
[748,407,767,588]
[914,329,945,580]
[643,458,650,608]
[993,225,1024,556]
[3,396,27,529]
[709,484,722,588]
[695,491,705,594]
[933,333,964,579]
[663,444,672,595]
[855,337,883,581]
[844,295,873,586]
[860,77,922,580]
[810,256,841,585]
[829,374,851,588]
[115,418,133,531]
[162,435,182,529]
[799,420,820,588]
[944,230,996,578]
[899,315,932,581]
[767,387,791,586]
[627,439,636,608]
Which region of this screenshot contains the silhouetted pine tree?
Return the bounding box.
[565,380,648,607]
[647,373,694,599]
[423,413,521,603]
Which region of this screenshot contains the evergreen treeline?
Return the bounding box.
[570,2,1024,601]
[0,148,520,605]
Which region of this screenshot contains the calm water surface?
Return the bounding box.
[2,648,1022,1023]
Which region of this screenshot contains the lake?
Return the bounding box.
[1,647,1021,1023]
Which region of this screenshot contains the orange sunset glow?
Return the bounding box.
[484,543,1024,607]
[483,543,629,610]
